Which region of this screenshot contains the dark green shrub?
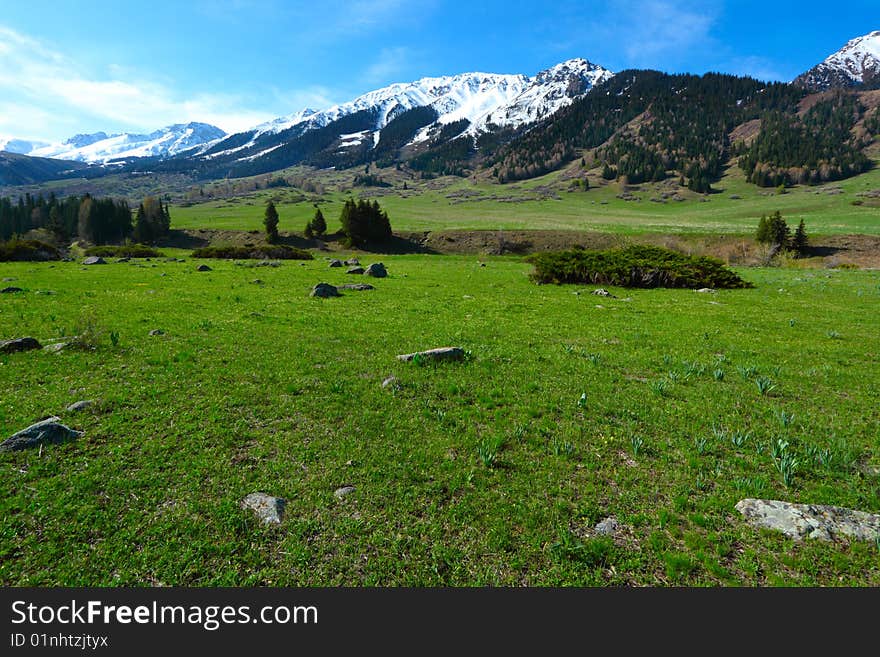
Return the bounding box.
[84,244,164,258]
[0,239,61,261]
[191,245,313,260]
[526,245,752,289]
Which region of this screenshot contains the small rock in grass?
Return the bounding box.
[344,258,360,266]
[381,375,399,389]
[82,256,106,265]
[196,264,212,272]
[1,286,23,293]
[66,400,94,412]
[397,347,465,362]
[346,266,365,275]
[117,257,130,263]
[593,288,616,298]
[594,517,620,536]
[0,416,83,452]
[338,284,374,291]
[0,337,42,354]
[2,277,15,282]
[365,263,387,278]
[334,485,356,500]
[42,341,73,354]
[250,279,263,285]
[241,492,286,525]
[310,283,340,298]
[149,329,165,336]
[735,498,880,542]
[329,259,343,268]
[695,288,715,294]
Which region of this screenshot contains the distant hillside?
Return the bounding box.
[0,152,88,185]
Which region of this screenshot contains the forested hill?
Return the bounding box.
[490,71,879,189]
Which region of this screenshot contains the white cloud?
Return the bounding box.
[0,24,300,141]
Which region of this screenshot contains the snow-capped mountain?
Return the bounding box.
[21,123,227,164]
[793,30,880,91]
[205,58,613,163]
[0,137,49,155]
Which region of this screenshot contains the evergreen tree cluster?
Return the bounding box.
[133,197,171,244]
[263,201,279,243]
[739,93,871,187]
[756,211,808,255]
[492,70,802,186]
[0,193,135,244]
[339,198,391,247]
[304,206,326,239]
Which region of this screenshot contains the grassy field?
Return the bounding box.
[167,162,880,235]
[1,255,878,585]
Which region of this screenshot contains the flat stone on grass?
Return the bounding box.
[736,498,880,542]
[1,286,23,293]
[241,492,286,525]
[310,283,340,298]
[397,347,465,363]
[1,417,83,452]
[82,256,106,265]
[1,337,42,354]
[66,400,94,412]
[334,485,356,500]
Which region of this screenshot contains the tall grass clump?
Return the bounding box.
[525,245,753,289]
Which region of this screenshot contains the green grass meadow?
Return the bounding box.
[1,255,878,585]
[168,163,880,235]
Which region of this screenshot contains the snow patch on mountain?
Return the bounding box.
[794,31,880,90]
[28,123,227,163]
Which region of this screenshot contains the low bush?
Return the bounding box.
[192,244,313,260]
[84,244,164,258]
[526,245,752,289]
[0,239,61,261]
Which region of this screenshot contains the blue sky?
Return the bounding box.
[0,0,876,142]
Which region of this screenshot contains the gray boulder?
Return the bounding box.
[1,337,42,354]
[365,263,387,278]
[334,485,356,500]
[397,347,465,362]
[592,288,616,298]
[344,258,360,266]
[116,257,131,263]
[196,264,212,272]
[66,400,94,412]
[329,259,343,268]
[381,375,399,389]
[735,498,880,542]
[1,286,23,293]
[594,516,620,536]
[42,341,74,353]
[338,284,374,291]
[83,256,106,265]
[695,288,716,294]
[346,266,365,275]
[149,329,165,336]
[310,283,340,298]
[0,417,83,452]
[241,492,286,525]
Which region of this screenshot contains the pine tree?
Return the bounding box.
[791,219,808,256]
[264,201,279,243]
[310,207,326,237]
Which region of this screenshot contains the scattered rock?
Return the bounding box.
[66,400,94,412]
[0,337,42,354]
[117,257,131,263]
[334,485,356,500]
[479,262,487,267]
[344,258,360,266]
[83,256,107,265]
[310,282,340,298]
[735,498,880,542]
[594,516,620,536]
[381,375,399,389]
[240,492,286,525]
[196,264,212,272]
[1,277,15,282]
[592,288,616,298]
[0,416,83,452]
[1,286,23,293]
[365,263,387,278]
[250,279,264,285]
[695,288,716,294]
[346,266,365,275]
[329,259,343,268]
[397,347,465,362]
[149,329,165,336]
[42,342,75,354]
[338,284,375,291]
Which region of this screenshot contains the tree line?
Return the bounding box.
[0,193,171,244]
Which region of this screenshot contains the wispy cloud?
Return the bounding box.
[363,46,414,85]
[0,25,289,141]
